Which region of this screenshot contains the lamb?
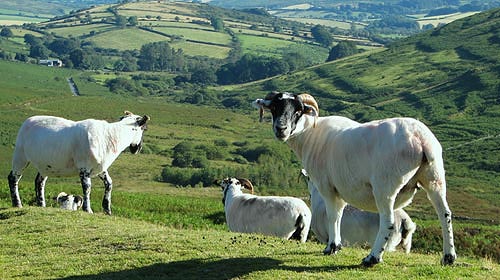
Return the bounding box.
[303,170,416,253]
[8,111,150,215]
[54,192,83,211]
[253,92,456,266]
[217,177,311,243]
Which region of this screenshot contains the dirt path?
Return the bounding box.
[67,77,80,96]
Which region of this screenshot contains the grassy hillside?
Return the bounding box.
[22,1,330,61]
[0,207,498,280]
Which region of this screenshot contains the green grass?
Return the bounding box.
[0,207,498,280]
[237,34,298,57]
[151,26,232,45]
[170,40,231,58]
[87,28,169,51]
[49,23,116,37]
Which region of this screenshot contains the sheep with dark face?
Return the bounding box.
[218,177,311,243]
[253,92,456,266]
[8,111,150,215]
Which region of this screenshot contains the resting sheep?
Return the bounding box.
[218,177,311,243]
[55,192,83,211]
[303,170,416,253]
[253,92,456,266]
[8,111,150,215]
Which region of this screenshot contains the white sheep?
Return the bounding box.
[8,111,150,215]
[54,192,83,211]
[253,92,456,266]
[218,177,311,242]
[303,170,416,253]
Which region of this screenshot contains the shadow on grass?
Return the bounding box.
[204,210,225,225]
[60,257,361,279]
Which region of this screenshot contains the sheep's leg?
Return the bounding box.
[8,171,23,207]
[322,194,346,255]
[362,188,397,267]
[418,162,456,265]
[401,218,416,254]
[79,170,93,214]
[34,172,48,207]
[99,171,113,215]
[425,186,456,265]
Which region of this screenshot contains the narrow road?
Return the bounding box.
[67,77,80,96]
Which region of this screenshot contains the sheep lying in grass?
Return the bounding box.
[253,92,456,266]
[217,177,311,242]
[8,111,150,215]
[54,192,83,211]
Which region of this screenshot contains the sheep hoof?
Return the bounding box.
[362,255,380,267]
[323,243,341,255]
[12,202,23,208]
[441,254,456,265]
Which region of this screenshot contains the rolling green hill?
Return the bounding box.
[0,6,499,278]
[15,1,330,61]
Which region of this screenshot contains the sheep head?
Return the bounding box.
[120,111,151,154]
[253,91,319,141]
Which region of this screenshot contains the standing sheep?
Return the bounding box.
[8,111,150,215]
[218,177,311,243]
[253,92,456,266]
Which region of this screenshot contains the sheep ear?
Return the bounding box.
[238,178,254,194]
[124,110,133,116]
[137,115,150,127]
[252,99,271,123]
[304,104,318,117]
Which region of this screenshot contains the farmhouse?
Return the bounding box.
[39,59,63,67]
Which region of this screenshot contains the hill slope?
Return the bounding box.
[0,207,498,279]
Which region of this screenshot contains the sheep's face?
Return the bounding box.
[254,92,304,142]
[119,111,150,154]
[220,178,242,205]
[219,177,254,206]
[254,92,318,142]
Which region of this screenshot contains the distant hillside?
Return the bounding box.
[216,8,500,217]
[0,0,118,17]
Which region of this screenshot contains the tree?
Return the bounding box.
[190,65,217,85]
[115,15,127,28]
[29,44,50,59]
[69,48,84,68]
[138,41,184,71]
[24,34,42,46]
[48,38,79,55]
[216,54,290,85]
[128,16,138,26]
[210,16,224,32]
[311,25,333,47]
[327,41,359,62]
[0,27,13,37]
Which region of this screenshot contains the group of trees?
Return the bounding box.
[161,139,303,190]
